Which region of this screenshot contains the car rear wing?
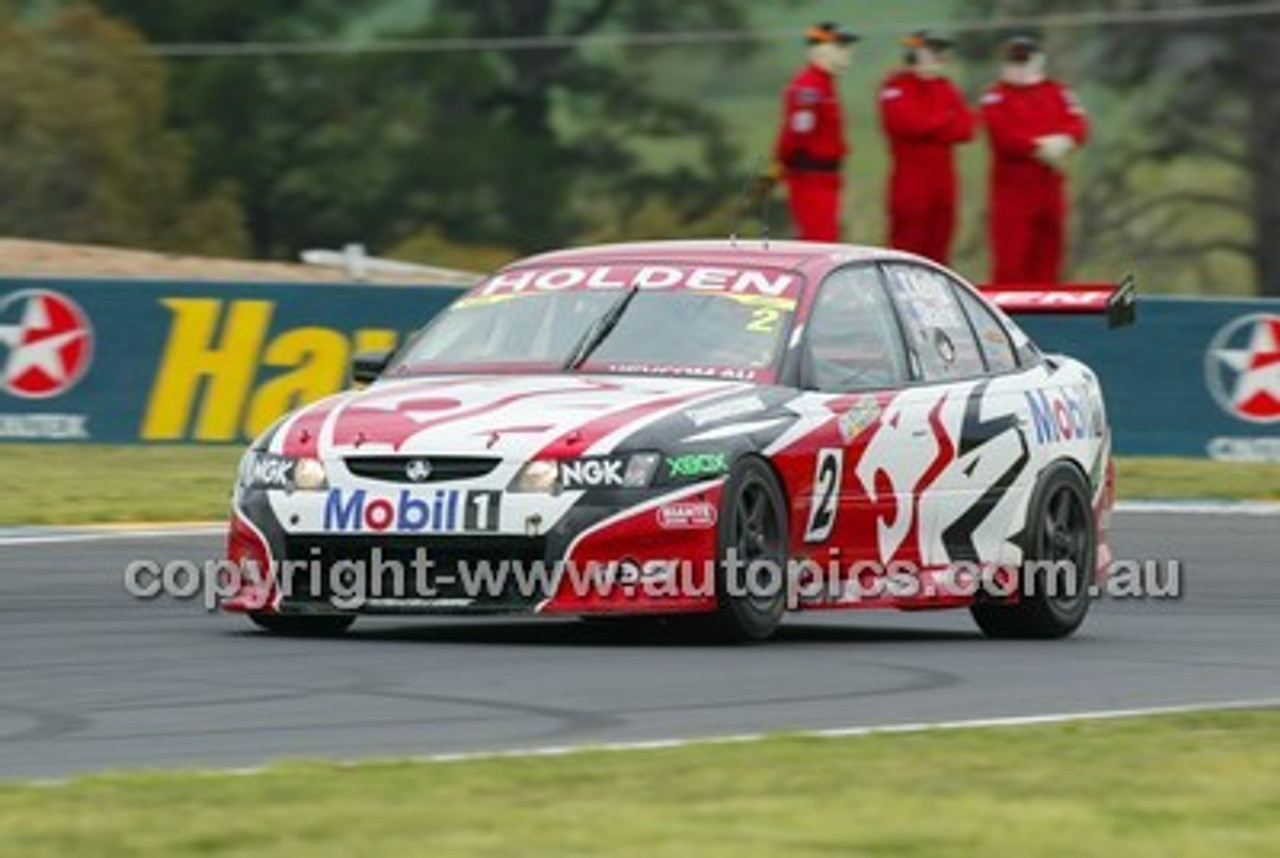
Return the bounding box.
[979,275,1136,329]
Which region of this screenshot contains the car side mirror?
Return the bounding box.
[351,350,391,386]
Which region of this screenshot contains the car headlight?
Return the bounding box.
[238,451,329,492]
[511,459,560,494]
[509,453,661,494]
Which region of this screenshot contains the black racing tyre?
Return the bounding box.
[701,456,790,643]
[249,613,356,637]
[971,462,1097,640]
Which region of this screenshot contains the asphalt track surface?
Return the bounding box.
[1,510,1277,779]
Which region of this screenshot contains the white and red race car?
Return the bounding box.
[224,241,1134,641]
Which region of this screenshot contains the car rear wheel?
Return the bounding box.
[971,462,1096,640]
[702,457,790,642]
[249,613,356,637]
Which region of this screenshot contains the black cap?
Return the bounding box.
[807,22,860,45]
[1002,35,1042,63]
[902,29,955,50]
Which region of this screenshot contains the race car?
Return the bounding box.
[224,240,1134,641]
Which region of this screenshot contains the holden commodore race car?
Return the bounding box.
[224,240,1135,641]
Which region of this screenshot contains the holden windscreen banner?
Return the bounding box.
[0,279,464,444]
[1019,296,1280,462]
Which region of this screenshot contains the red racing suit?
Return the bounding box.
[879,70,975,265]
[774,63,847,242]
[981,79,1089,284]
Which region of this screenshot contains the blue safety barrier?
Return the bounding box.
[0,279,464,444]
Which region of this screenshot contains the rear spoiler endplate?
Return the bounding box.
[980,274,1137,329]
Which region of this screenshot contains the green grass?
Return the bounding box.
[0,445,241,526]
[1,710,1278,856]
[1,446,1276,526]
[1117,457,1280,503]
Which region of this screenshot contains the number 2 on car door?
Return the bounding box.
[805,449,844,543]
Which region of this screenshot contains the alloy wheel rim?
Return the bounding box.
[1039,486,1089,609]
[731,478,783,613]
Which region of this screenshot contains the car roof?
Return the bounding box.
[508,240,927,280]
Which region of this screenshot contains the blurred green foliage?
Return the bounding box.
[91,0,758,263]
[0,3,248,255]
[7,1,1279,294]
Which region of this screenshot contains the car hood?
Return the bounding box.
[267,373,790,462]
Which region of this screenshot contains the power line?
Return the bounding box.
[148,2,1280,59]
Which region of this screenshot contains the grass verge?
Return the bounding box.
[1,446,1277,526]
[1,710,1278,857]
[1115,457,1280,502]
[1,445,242,526]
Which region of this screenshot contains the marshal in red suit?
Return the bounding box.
[981,35,1090,284]
[879,30,974,265]
[773,23,859,242]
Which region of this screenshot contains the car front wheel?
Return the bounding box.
[703,456,790,642]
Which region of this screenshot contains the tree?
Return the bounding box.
[412,1,751,253]
[94,0,411,258]
[97,0,755,259]
[959,0,1280,296]
[0,4,247,255]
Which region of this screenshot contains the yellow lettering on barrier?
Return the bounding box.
[141,299,273,441]
[244,328,348,439]
[143,298,405,443]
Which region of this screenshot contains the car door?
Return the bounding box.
[777,264,914,592]
[878,263,1036,573]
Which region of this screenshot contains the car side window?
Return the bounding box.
[881,263,986,382]
[952,282,1020,373]
[802,266,909,393]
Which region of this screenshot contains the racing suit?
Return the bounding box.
[879,69,975,265]
[981,79,1089,284]
[774,63,847,242]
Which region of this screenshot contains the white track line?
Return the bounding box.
[413,696,1280,765]
[0,525,223,547]
[23,696,1277,787]
[1115,501,1280,516]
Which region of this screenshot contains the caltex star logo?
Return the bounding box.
[1206,313,1280,424]
[0,289,94,400]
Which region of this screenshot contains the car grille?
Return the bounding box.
[344,456,500,483]
[281,535,549,607]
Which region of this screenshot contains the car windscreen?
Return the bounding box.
[391,267,799,378]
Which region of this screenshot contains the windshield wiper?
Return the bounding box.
[562,284,641,371]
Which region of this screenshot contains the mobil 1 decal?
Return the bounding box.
[324,488,502,534]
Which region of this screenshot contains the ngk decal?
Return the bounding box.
[560,457,625,489]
